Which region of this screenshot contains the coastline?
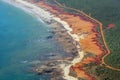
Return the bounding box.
[2,0,84,80]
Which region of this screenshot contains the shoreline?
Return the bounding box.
[2,0,84,80]
[2,0,48,23]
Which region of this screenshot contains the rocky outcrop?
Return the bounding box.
[33,60,70,80]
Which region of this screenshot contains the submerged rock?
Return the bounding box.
[33,60,66,79]
[46,35,53,39]
[43,68,54,73]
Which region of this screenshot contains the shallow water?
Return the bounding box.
[0,1,65,80]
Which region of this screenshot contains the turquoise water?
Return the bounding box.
[0,1,64,80]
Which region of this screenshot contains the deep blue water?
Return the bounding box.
[0,1,64,80]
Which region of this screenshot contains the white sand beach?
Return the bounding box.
[3,0,85,80]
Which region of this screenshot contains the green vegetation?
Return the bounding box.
[56,0,120,24]
[52,0,120,68]
[48,0,120,79]
[94,66,120,80]
[83,64,120,80]
[78,78,86,80]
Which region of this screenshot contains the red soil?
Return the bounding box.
[107,23,116,29]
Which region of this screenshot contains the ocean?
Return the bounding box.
[0,1,65,80]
